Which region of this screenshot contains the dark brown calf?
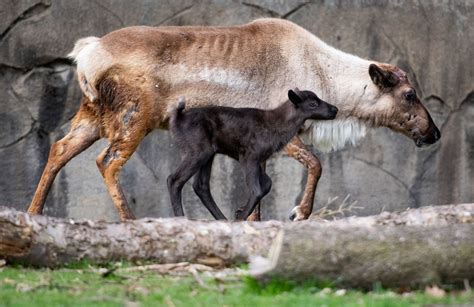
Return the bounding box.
[167,89,338,220]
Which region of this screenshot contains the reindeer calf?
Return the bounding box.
[167,89,338,220]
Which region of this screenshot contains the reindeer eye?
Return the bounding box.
[309,102,318,108]
[404,89,416,102]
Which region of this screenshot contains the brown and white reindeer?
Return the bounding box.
[26,18,440,221]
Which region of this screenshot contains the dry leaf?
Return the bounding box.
[335,289,347,296]
[3,278,15,285]
[425,285,446,298]
[15,283,33,292]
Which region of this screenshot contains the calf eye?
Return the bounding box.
[404,89,417,102]
[309,102,318,108]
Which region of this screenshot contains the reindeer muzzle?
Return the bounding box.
[415,125,441,147]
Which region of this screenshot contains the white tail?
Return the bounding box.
[68,36,112,102]
[67,37,100,60]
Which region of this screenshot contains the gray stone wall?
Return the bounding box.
[1,0,472,221]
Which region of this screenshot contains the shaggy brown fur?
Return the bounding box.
[27,19,440,221]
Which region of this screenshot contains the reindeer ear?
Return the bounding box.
[288,89,303,106]
[369,64,399,89]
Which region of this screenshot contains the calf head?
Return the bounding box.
[288,88,338,120]
[368,63,441,147]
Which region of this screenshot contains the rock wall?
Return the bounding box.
[0,0,472,221]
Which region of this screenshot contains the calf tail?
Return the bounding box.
[170,97,186,130]
[175,97,186,117]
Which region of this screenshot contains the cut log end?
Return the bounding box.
[0,220,33,257]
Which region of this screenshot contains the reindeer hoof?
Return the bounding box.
[27,207,43,215]
[289,206,306,221]
[119,212,136,221]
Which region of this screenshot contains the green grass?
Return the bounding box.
[0,265,472,307]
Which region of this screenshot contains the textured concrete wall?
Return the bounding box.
[1,0,472,221]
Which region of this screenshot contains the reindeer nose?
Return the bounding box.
[331,106,338,115]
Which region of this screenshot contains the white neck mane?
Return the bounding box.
[302,118,368,152]
[294,30,378,152]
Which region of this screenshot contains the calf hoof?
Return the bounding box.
[234,208,246,221]
[288,206,307,221]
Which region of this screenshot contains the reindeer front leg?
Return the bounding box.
[285,136,322,221]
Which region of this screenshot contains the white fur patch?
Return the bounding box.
[67,37,100,59]
[68,37,113,102]
[302,118,368,153]
[167,64,254,91]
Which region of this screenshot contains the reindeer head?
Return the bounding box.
[367,63,441,147]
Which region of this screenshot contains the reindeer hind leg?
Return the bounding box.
[27,102,101,215]
[96,120,149,221]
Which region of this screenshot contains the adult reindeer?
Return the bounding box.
[27,19,440,221]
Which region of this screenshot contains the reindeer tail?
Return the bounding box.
[67,37,100,60]
[68,36,109,103]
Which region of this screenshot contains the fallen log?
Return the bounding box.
[250,223,474,289]
[0,205,473,288]
[0,207,281,267]
[250,204,474,289]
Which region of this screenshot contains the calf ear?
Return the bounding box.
[369,64,399,89]
[288,89,303,106]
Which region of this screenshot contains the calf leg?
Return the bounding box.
[260,171,272,199]
[27,103,101,215]
[235,161,272,221]
[246,161,267,222]
[168,153,212,217]
[285,136,322,221]
[192,155,227,220]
